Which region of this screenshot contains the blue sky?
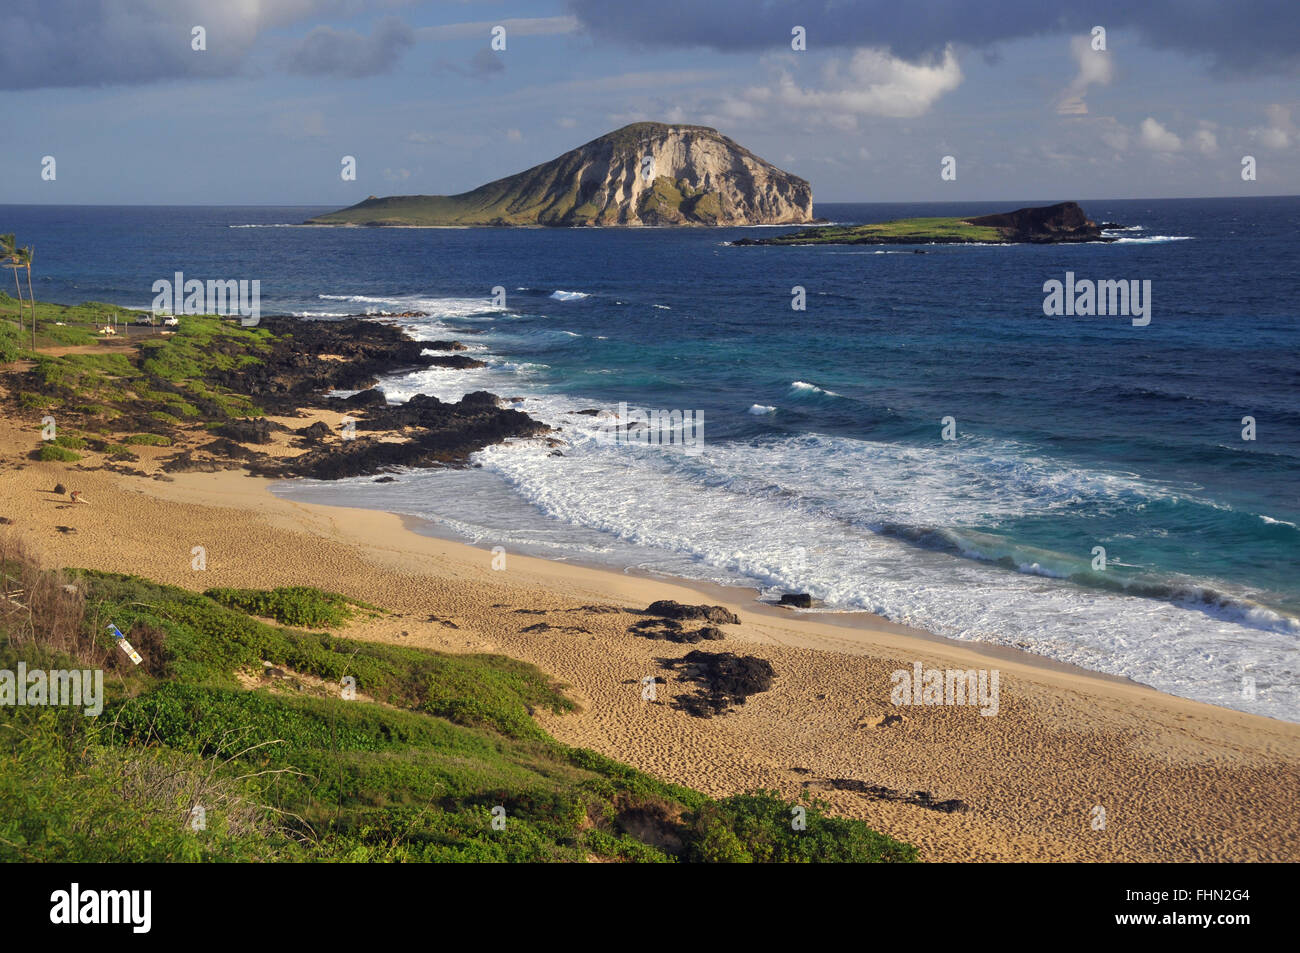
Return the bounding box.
[1,0,1297,205]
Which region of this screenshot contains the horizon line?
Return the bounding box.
[0,194,1296,209]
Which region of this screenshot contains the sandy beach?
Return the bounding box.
[3,411,1298,863]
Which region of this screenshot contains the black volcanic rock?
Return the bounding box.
[629,619,727,643]
[253,391,547,479]
[192,318,552,480]
[424,354,487,369]
[209,317,447,414]
[662,651,776,717]
[213,418,285,444]
[964,201,1103,242]
[645,600,740,625]
[340,388,388,408]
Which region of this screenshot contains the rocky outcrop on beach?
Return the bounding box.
[306,123,814,227]
[644,600,741,624]
[662,650,776,717]
[162,316,548,479]
[208,317,444,410]
[253,390,545,480]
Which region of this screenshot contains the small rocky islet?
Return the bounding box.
[731,201,1113,246]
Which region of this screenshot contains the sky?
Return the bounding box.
[0,0,1297,205]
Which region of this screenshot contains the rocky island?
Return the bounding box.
[731,201,1111,246]
[306,122,814,227]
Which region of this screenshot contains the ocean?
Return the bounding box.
[4,197,1298,721]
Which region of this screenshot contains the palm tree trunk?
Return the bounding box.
[9,266,22,334]
[26,263,35,349]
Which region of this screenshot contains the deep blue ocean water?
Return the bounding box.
[3,198,1297,719]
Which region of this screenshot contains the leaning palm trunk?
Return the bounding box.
[8,265,22,333]
[24,254,35,348]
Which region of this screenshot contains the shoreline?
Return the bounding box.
[382,507,1146,692]
[4,429,1298,860]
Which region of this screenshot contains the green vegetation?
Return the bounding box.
[0,551,918,863]
[122,433,172,447]
[754,216,1005,245]
[638,176,724,224]
[0,318,20,364]
[3,309,273,467]
[36,444,81,462]
[203,586,380,629]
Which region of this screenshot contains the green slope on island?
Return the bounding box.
[306,122,814,227]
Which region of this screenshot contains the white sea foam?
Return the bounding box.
[1109,235,1192,244]
[748,404,777,415]
[550,290,590,301]
[789,380,841,398]
[278,303,1300,723]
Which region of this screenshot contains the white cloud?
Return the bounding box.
[724,46,962,127]
[1100,126,1129,152]
[1139,117,1182,151]
[1193,123,1218,154]
[1251,104,1294,150]
[1057,35,1113,115]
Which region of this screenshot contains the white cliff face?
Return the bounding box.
[549,124,815,225]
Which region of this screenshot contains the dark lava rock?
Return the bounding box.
[821,778,969,814]
[778,593,812,609]
[295,421,332,444]
[629,619,726,644]
[424,354,486,369]
[373,475,396,483]
[661,650,775,717]
[161,449,242,473]
[422,340,468,351]
[965,201,1104,243]
[203,438,259,460]
[205,317,454,414]
[252,391,547,480]
[645,600,740,625]
[213,417,284,444]
[53,483,66,495]
[522,622,591,634]
[339,387,388,408]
